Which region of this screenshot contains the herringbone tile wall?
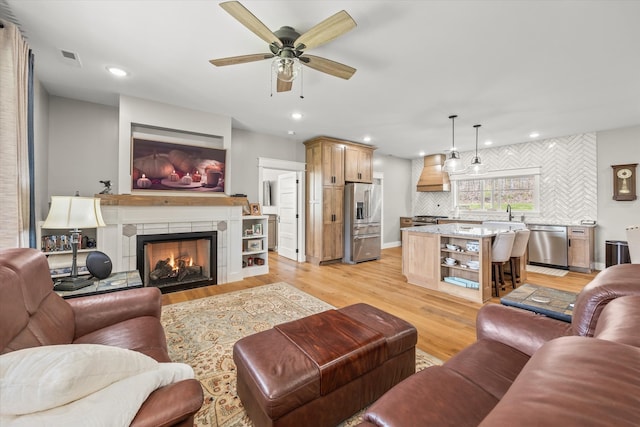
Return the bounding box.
[413,133,597,224]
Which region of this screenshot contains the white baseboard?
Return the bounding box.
[383,241,401,249]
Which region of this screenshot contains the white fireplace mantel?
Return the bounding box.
[97,201,244,284]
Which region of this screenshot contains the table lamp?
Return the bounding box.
[43,196,106,290]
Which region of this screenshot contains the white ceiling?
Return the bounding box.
[4,0,640,159]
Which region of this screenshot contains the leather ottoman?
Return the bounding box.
[233,303,417,427]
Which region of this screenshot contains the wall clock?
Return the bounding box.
[612,163,638,201]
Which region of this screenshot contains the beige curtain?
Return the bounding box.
[0,22,31,249]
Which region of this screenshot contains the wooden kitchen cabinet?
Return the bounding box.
[322,187,344,260]
[322,142,344,186]
[402,230,440,287]
[402,227,496,304]
[344,145,373,183]
[304,136,375,264]
[305,138,344,265]
[400,217,413,242]
[568,226,595,273]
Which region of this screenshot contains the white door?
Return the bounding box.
[277,172,298,261]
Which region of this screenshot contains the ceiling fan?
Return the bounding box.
[210,1,357,93]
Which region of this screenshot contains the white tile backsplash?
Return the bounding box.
[413,133,598,225]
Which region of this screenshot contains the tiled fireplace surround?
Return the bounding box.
[96,201,244,285]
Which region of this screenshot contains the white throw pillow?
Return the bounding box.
[0,344,159,415]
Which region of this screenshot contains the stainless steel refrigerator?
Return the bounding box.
[344,182,381,264]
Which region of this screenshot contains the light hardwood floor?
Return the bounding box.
[161,247,597,361]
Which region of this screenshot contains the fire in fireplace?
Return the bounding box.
[136,231,217,293]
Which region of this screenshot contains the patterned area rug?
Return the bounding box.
[526,264,569,277]
[161,282,442,427]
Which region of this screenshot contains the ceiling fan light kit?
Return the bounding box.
[272,57,301,83]
[211,1,357,93]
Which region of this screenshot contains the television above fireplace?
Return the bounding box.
[131,137,226,193]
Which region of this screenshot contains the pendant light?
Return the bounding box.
[443,115,466,173]
[469,124,487,175]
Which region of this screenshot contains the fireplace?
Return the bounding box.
[137,231,217,293]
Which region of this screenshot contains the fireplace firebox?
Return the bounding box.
[136,231,217,293]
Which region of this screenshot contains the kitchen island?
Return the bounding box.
[401,223,527,303]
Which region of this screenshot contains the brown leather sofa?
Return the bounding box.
[358,264,640,427]
[0,248,203,426]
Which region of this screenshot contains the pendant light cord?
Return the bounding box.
[449,115,458,150]
[474,124,481,155]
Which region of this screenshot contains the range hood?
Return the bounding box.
[416,154,451,192]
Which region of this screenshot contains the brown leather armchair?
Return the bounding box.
[0,248,203,426]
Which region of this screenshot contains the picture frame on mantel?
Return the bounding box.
[131,137,226,193]
[249,203,262,216]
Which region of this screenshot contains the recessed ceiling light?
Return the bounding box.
[291,112,303,120]
[363,136,371,143]
[484,140,493,146]
[106,66,128,77]
[529,132,540,138]
[419,151,426,157]
[287,130,296,135]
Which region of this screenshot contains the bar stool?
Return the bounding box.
[491,231,516,297]
[509,229,531,288]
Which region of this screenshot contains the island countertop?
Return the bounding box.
[401,222,526,237]
[401,222,528,303]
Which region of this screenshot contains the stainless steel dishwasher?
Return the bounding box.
[528,225,568,268]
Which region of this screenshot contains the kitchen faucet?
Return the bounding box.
[506,204,513,221]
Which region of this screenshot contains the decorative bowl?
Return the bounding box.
[466,241,480,252]
[466,262,480,270]
[446,244,459,251]
[445,257,456,265]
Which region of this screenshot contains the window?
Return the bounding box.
[451,167,540,212]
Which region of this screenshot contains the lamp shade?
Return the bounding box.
[443,151,466,173]
[442,114,467,174]
[43,196,106,229]
[468,157,487,175]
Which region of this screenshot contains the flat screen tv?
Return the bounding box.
[131,137,226,193]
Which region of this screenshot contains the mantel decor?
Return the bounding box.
[249,203,262,216]
[132,137,226,193]
[611,163,637,201]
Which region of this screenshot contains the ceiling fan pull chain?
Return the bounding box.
[270,67,274,97]
[299,68,304,99]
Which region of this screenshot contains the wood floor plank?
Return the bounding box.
[161,247,596,361]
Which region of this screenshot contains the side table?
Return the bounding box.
[500,283,577,322]
[55,270,143,299]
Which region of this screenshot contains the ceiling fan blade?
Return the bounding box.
[219,1,282,48]
[300,55,356,80]
[276,79,293,93]
[294,10,356,50]
[210,53,274,67]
